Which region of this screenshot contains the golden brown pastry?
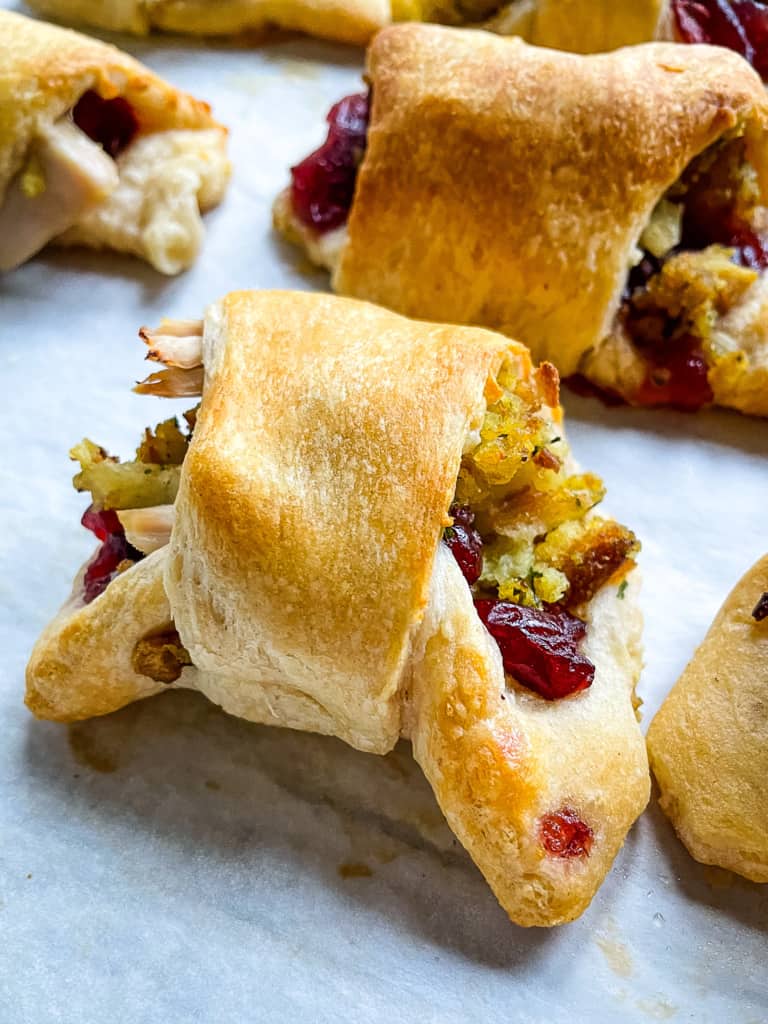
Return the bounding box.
[26,0,768,77]
[275,26,768,416]
[26,290,649,927]
[647,556,768,883]
[0,10,229,274]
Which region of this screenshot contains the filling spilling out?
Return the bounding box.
[440,360,637,706]
[0,90,139,272]
[440,361,638,858]
[290,91,370,234]
[74,328,635,857]
[71,320,205,680]
[579,132,768,410]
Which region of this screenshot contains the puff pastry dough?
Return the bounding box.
[26,290,649,927]
[0,11,229,274]
[647,555,768,883]
[275,26,768,416]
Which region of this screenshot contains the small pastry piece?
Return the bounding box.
[647,556,768,883]
[0,11,229,275]
[26,291,649,927]
[275,26,768,416]
[26,0,390,44]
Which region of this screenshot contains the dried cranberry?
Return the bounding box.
[539,807,594,858]
[81,505,142,604]
[443,504,483,585]
[475,599,595,700]
[673,0,768,79]
[73,90,139,158]
[727,224,768,270]
[633,334,714,411]
[737,1,768,76]
[290,92,370,232]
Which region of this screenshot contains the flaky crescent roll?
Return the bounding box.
[275,27,768,416]
[0,10,229,274]
[647,556,768,883]
[26,291,649,927]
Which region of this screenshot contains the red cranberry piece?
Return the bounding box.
[672,0,754,62]
[723,223,768,270]
[475,599,595,700]
[290,92,370,232]
[81,504,142,604]
[673,0,768,78]
[737,1,768,77]
[633,336,714,411]
[539,807,594,858]
[73,90,139,158]
[443,504,483,585]
[81,505,122,542]
[681,202,768,269]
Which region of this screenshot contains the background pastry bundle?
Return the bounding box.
[1,1,766,1022]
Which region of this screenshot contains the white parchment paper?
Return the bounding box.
[1,4,766,1020]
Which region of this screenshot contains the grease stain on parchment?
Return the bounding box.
[338,862,373,879]
[635,997,677,1019]
[227,58,320,95]
[595,918,634,979]
[68,724,118,774]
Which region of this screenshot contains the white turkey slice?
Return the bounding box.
[0,118,118,272]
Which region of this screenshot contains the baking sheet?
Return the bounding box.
[1,4,767,1020]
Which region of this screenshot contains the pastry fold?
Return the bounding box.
[26,290,649,927]
[647,555,768,883]
[275,26,768,415]
[0,10,229,274]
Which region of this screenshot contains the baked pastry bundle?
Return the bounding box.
[24,0,768,80]
[647,556,768,882]
[26,290,650,927]
[0,10,229,274]
[275,26,768,416]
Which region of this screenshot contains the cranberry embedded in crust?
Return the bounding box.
[442,504,483,585]
[539,807,594,859]
[290,92,370,232]
[474,599,595,700]
[72,90,139,159]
